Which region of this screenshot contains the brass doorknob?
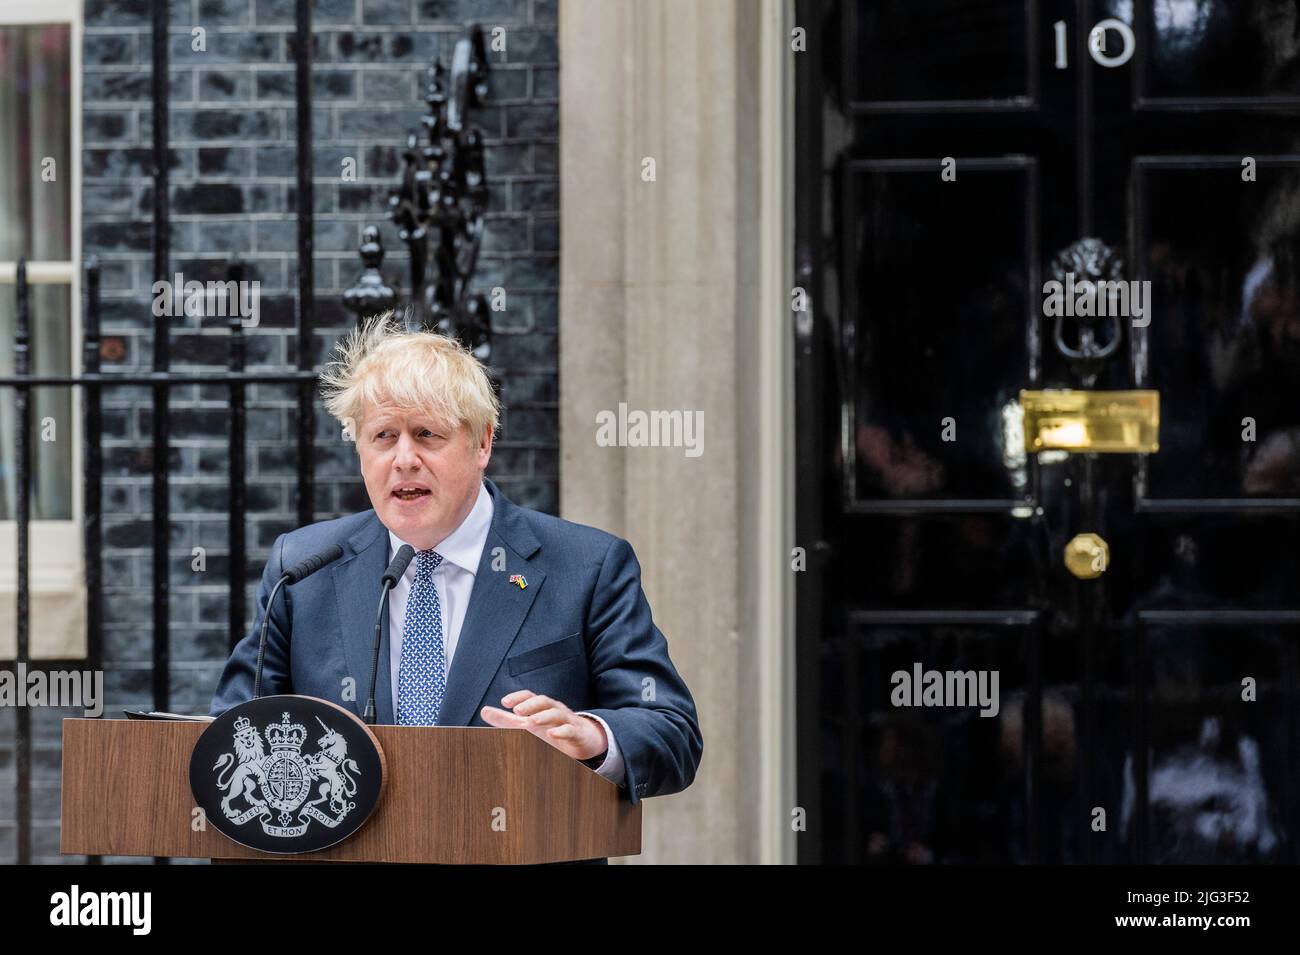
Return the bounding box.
[1064,533,1109,579]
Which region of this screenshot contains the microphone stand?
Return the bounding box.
[251,544,343,699]
[363,576,398,724]
[365,544,414,724]
[252,574,291,699]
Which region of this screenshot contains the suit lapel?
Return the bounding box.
[436,479,545,727]
[332,512,396,724]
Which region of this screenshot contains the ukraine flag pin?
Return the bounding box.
[509,574,527,590]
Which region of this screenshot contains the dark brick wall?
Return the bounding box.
[2,0,558,863]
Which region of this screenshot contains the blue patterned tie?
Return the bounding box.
[397,549,446,726]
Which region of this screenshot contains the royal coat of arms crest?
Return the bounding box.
[213,711,361,837]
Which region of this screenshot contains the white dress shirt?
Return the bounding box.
[387,480,625,786]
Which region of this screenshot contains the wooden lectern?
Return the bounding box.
[61,718,641,863]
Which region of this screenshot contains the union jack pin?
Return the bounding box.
[509,574,527,590]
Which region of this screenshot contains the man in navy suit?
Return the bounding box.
[209,316,702,822]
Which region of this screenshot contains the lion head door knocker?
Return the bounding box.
[1047,238,1126,386]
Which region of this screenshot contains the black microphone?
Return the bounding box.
[364,544,415,724]
[252,544,345,698]
[283,544,345,584]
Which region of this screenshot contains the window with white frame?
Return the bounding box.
[0,0,84,659]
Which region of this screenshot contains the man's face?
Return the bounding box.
[356,403,492,550]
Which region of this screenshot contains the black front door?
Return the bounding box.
[796,0,1300,864]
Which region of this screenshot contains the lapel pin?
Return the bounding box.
[509,574,528,590]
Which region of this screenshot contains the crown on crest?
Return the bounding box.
[233,715,259,742]
[265,712,307,752]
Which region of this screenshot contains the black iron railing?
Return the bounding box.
[2,0,497,864]
[344,26,493,363]
[0,0,321,865]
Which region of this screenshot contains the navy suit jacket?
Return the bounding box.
[209,477,702,807]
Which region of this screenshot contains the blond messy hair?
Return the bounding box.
[319,312,500,446]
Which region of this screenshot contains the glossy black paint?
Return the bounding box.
[796,0,1300,864]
